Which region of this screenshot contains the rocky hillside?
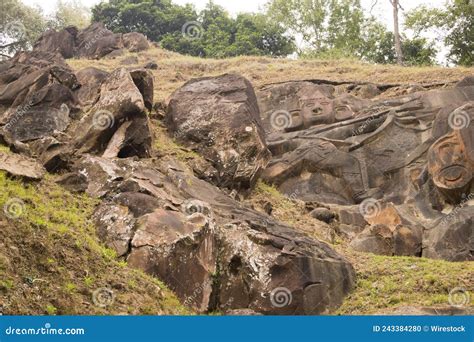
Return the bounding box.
[0,23,472,315]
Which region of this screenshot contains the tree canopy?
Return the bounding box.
[405,0,473,66]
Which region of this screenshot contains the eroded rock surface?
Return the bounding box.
[2,34,472,317]
[257,79,474,261]
[167,74,271,191]
[33,23,149,60]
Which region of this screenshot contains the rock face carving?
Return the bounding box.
[167,74,271,190]
[2,26,472,317]
[0,49,355,315]
[258,79,474,261]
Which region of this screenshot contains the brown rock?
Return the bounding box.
[122,32,149,52]
[0,151,45,180]
[127,210,216,313]
[167,73,270,190]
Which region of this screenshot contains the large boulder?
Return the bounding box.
[33,26,78,58]
[31,23,150,60]
[167,73,270,190]
[73,68,152,157]
[423,206,473,261]
[122,32,149,52]
[0,51,78,147]
[127,210,217,312]
[85,157,355,315]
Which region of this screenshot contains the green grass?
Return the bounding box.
[250,180,474,314]
[0,170,190,315]
[336,253,473,314]
[154,123,202,162]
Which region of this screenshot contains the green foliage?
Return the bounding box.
[267,0,364,54]
[405,0,474,66]
[50,0,91,30]
[92,0,197,42]
[359,18,437,66]
[45,304,58,315]
[93,0,295,58]
[0,0,48,57]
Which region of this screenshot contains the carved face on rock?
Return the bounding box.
[285,90,335,132]
[428,129,473,200]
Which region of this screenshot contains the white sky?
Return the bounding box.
[23,0,449,28]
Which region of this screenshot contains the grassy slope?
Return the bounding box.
[3,48,471,315]
[0,149,188,315]
[69,48,473,314]
[68,47,473,104]
[250,182,474,314]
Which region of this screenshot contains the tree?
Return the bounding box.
[266,0,328,52]
[359,17,436,65]
[389,0,404,64]
[0,0,48,58]
[231,13,295,57]
[405,0,473,66]
[94,0,295,58]
[267,0,364,55]
[51,0,91,30]
[92,0,198,42]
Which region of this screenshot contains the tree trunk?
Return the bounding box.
[391,0,403,65]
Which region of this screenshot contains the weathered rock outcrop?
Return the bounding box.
[167,74,271,190]
[2,32,472,317]
[258,79,474,261]
[0,50,152,172]
[83,157,355,315]
[33,23,149,60]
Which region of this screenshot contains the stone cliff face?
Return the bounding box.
[0,24,472,315]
